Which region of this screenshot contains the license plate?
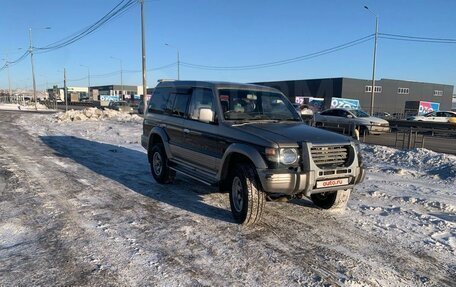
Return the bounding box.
[316,178,349,188]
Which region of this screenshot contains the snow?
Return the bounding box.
[1,111,455,286]
[0,102,50,111]
[54,107,143,123]
[362,145,456,182]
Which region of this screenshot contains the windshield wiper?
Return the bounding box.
[232,119,278,126]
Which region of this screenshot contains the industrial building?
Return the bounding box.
[89,84,143,102]
[47,86,88,102]
[253,78,454,115]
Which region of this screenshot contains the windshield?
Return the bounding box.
[218,89,301,122]
[349,109,370,118]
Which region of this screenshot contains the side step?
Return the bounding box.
[169,162,218,186]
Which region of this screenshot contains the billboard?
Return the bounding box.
[295,97,325,111]
[418,101,440,115]
[330,97,360,110]
[100,95,120,102]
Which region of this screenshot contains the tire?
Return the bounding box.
[149,143,175,184]
[310,189,351,210]
[229,163,265,226]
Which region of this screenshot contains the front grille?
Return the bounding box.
[310,145,350,169]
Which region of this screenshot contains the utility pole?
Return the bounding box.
[140,0,148,109]
[365,6,378,116]
[165,43,180,80]
[28,27,50,110]
[110,56,123,99]
[81,65,91,99]
[2,54,12,102]
[29,28,38,110]
[64,68,68,112]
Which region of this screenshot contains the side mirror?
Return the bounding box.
[347,114,354,118]
[199,108,215,123]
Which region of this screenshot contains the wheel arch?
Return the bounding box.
[147,127,171,162]
[217,143,268,182]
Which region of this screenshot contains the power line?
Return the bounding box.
[181,34,374,70]
[0,0,136,72]
[66,62,177,82]
[379,36,456,44]
[379,32,456,42]
[35,0,136,53]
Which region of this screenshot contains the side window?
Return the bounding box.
[172,93,191,117]
[339,110,350,117]
[321,110,333,116]
[188,88,215,121]
[148,87,171,113]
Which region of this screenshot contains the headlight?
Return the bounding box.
[280,148,298,165]
[265,148,299,165]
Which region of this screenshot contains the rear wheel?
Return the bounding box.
[310,189,351,210]
[229,163,265,225]
[149,143,175,184]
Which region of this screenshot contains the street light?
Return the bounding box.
[29,26,51,110]
[110,56,123,99]
[364,6,378,116]
[165,43,180,80]
[80,64,91,100]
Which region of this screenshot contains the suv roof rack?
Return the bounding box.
[157,79,176,83]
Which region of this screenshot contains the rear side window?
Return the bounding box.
[321,110,335,116]
[148,87,172,113]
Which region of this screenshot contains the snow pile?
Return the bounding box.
[54,108,142,123]
[0,103,49,111]
[362,145,456,181]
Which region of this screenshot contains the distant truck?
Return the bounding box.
[404,101,440,117]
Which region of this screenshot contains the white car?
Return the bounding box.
[407,111,456,123]
[314,108,390,135]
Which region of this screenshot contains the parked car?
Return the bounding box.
[142,81,365,225]
[137,100,145,114]
[373,111,392,119]
[314,108,390,135]
[406,111,456,123]
[107,101,134,113]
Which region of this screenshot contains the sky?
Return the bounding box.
[0,0,455,91]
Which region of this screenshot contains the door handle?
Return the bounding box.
[183,128,190,134]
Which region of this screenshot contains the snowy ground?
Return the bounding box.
[0,110,455,286]
[0,102,51,111]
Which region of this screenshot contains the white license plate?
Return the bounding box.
[316,178,349,188]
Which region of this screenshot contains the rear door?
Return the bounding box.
[180,87,220,173]
[144,87,190,160]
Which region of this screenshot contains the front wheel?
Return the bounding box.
[310,189,351,210]
[149,143,175,184]
[229,163,265,225]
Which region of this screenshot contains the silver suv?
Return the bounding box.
[142,81,365,225]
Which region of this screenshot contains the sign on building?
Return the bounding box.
[330,97,360,110]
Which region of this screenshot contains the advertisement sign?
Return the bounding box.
[418,101,440,115]
[330,97,360,110]
[295,97,325,111]
[100,95,120,102]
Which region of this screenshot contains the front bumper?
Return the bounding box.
[368,125,390,134]
[257,165,365,197]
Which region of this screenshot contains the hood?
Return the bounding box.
[356,116,389,125]
[232,122,352,146]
